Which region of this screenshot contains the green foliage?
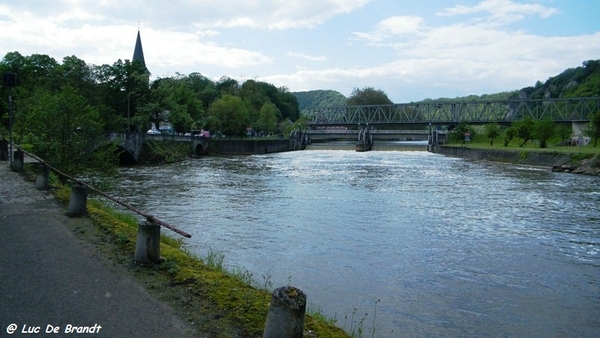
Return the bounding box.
[532,118,555,148]
[346,87,393,106]
[17,86,117,177]
[513,117,535,147]
[139,140,192,164]
[584,110,600,147]
[484,123,501,146]
[556,124,573,143]
[520,59,600,99]
[293,89,347,114]
[451,123,476,143]
[257,101,279,133]
[503,126,515,146]
[207,95,250,138]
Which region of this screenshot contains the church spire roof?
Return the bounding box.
[132,29,147,70]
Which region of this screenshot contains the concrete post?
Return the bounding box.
[134,220,161,265]
[35,163,49,190]
[67,184,88,217]
[263,286,306,338]
[11,150,24,172]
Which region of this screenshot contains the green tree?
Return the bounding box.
[503,126,515,146]
[513,117,535,147]
[258,101,279,134]
[556,124,572,145]
[532,118,555,148]
[585,110,600,147]
[207,95,249,138]
[347,87,393,106]
[20,86,117,177]
[451,123,476,143]
[484,123,501,146]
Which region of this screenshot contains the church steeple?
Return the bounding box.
[132,29,147,70]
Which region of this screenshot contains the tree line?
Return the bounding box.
[452,113,600,148]
[0,52,301,137]
[0,52,302,176]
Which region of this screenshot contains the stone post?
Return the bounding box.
[134,220,161,265]
[11,149,24,172]
[67,184,88,217]
[263,286,306,338]
[35,163,49,190]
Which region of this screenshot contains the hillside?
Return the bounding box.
[292,90,346,113]
[427,59,600,103]
[518,59,600,99]
[292,59,600,111]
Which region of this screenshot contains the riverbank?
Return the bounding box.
[0,164,196,338]
[435,145,600,175]
[6,161,349,337]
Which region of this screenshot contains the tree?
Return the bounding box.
[19,86,117,177]
[556,124,572,145]
[532,118,555,148]
[258,102,279,134]
[451,123,475,143]
[503,126,515,146]
[346,87,393,106]
[207,95,249,138]
[484,123,501,146]
[585,110,600,147]
[216,76,239,96]
[513,117,535,147]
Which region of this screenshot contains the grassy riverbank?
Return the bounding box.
[51,183,350,337]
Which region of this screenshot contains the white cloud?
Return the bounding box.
[353,16,423,43]
[287,51,326,62]
[437,0,558,24]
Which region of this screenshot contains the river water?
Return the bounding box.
[111,150,600,337]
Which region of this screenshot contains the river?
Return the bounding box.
[110,150,600,337]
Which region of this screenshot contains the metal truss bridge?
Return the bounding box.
[307,97,600,127]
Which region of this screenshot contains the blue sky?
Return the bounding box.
[0,0,599,102]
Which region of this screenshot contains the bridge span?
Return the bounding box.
[106,133,208,163]
[307,97,600,126]
[305,129,446,141]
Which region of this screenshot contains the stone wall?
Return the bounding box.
[434,145,572,167]
[210,139,292,155]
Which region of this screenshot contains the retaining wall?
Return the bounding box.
[434,145,572,168]
[210,139,292,155]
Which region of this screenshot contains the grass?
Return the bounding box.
[445,136,600,155]
[53,183,350,337]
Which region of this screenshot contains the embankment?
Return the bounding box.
[435,145,600,175]
[209,139,293,155]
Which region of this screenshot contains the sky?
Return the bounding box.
[1,0,599,103]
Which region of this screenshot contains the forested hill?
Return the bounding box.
[292,90,346,113]
[422,59,600,103]
[518,59,600,99]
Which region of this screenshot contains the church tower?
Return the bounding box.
[132,29,148,73]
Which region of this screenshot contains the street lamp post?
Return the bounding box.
[8,87,13,167]
[127,93,131,133]
[3,72,16,167]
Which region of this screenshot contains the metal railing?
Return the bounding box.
[16,147,191,238]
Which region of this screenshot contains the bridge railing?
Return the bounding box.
[308,97,600,126]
